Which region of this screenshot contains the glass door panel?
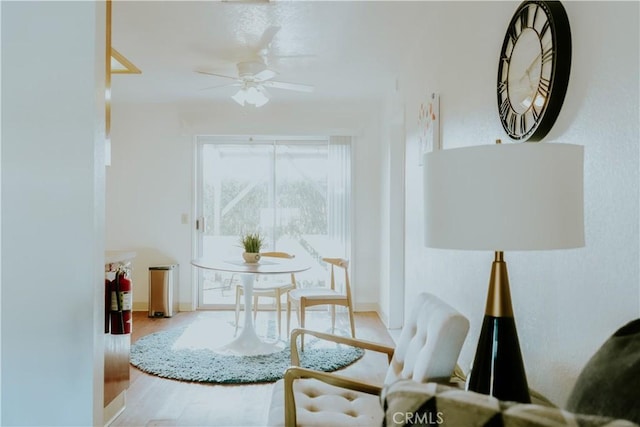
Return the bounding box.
[274,142,330,289]
[199,143,273,307]
[195,137,350,309]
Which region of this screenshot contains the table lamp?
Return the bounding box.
[424,141,584,403]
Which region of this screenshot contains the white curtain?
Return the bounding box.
[328,136,352,259]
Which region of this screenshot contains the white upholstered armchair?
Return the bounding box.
[267,292,470,426]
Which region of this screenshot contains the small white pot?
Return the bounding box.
[242,252,261,264]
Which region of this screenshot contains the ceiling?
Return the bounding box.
[110,1,432,107]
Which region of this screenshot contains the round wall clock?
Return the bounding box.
[497,0,571,141]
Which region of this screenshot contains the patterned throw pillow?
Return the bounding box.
[382,380,639,427]
[566,318,640,424]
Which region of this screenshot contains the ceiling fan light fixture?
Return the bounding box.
[252,91,270,107]
[196,26,314,106]
[232,85,270,107]
[231,89,247,106]
[246,86,260,99]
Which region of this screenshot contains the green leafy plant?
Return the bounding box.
[239,232,264,253]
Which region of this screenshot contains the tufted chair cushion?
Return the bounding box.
[384,292,470,386]
[268,377,384,426]
[267,292,470,426]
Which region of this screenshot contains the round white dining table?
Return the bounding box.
[191,256,311,355]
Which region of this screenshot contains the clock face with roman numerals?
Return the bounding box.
[497,0,572,141]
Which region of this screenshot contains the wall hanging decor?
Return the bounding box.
[418,92,440,165]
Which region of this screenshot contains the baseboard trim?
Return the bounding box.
[354,302,378,312]
[179,302,195,312]
[104,390,126,427]
[132,303,193,312]
[132,302,147,312]
[133,302,379,313]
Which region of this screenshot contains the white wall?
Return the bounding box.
[399,1,639,406]
[379,111,392,323]
[378,92,406,329]
[1,2,106,425]
[106,101,383,311]
[107,104,192,310]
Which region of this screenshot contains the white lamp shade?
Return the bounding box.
[424,143,584,251]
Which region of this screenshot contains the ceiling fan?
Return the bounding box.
[195,26,314,107]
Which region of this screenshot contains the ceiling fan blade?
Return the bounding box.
[200,82,241,91]
[263,80,314,93]
[270,54,317,61]
[195,70,238,80]
[253,68,278,81]
[257,26,281,54]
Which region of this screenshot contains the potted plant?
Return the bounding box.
[240,232,264,264]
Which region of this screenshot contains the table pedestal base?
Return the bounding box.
[216,273,285,356]
[217,332,285,356]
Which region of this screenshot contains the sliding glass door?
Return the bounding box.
[194,136,351,308]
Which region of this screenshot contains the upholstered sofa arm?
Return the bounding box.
[382,379,639,427]
[289,328,395,366]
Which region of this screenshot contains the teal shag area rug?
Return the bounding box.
[130,326,364,384]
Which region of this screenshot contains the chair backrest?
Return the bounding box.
[321,257,351,298]
[261,252,295,259]
[384,292,469,386]
[261,252,297,286]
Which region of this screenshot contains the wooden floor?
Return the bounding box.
[111,310,395,427]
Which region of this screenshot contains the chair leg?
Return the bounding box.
[348,305,356,338]
[331,305,336,334]
[286,299,291,338]
[300,301,306,351]
[275,290,282,338]
[234,287,241,335]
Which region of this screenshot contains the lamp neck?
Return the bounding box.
[485,251,514,317]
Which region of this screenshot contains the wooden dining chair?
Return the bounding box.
[286,257,355,346]
[235,251,296,338]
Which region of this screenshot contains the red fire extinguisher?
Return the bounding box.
[105,277,111,334]
[110,268,132,334]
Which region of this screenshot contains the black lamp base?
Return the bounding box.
[466,252,531,404]
[467,315,531,403]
